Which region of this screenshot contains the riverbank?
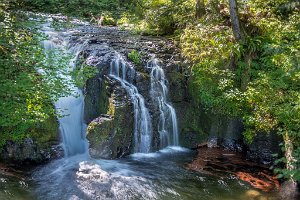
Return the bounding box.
[187,144,300,199]
[0,163,24,178]
[187,145,279,192]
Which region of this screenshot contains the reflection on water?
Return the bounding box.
[29,147,280,200]
[0,174,34,200]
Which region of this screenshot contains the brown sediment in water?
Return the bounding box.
[186,144,280,192]
[0,163,24,179]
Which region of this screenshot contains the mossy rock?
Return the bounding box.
[84,77,110,123]
[31,116,59,145]
[86,93,134,159]
[0,115,61,164]
[174,101,209,148]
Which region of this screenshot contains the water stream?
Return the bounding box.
[1,148,280,200]
[148,59,179,148]
[41,20,88,156]
[110,56,153,153]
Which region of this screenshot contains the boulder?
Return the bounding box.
[0,116,62,164]
[86,80,134,159]
[246,132,282,164]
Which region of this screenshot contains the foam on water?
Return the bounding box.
[109,56,153,153]
[148,59,179,148]
[130,146,190,160]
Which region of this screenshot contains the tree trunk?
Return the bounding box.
[196,0,206,19]
[284,132,296,179]
[228,0,245,41]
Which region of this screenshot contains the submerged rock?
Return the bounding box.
[187,145,280,192]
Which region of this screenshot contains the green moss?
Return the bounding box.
[98,79,110,114]
[87,119,112,146]
[102,14,117,26]
[128,50,141,66]
[72,64,99,89]
[107,97,115,116]
[168,71,183,85]
[86,91,134,158]
[30,115,59,146]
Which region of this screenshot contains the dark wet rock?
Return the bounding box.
[84,77,110,124]
[0,140,63,164]
[246,132,282,165]
[0,117,62,164]
[86,81,134,159]
[207,137,219,148]
[222,138,243,152]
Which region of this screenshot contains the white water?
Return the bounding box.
[110,56,153,153]
[148,59,179,148]
[41,21,88,156]
[33,146,194,200]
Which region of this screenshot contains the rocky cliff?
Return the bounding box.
[74,25,281,163]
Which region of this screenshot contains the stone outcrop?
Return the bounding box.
[74,27,179,158]
[246,132,282,164]
[86,78,134,159]
[0,117,62,164]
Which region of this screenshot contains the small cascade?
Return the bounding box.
[109,56,153,153]
[41,22,88,156]
[148,59,179,148]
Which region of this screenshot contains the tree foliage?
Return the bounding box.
[0,1,71,147]
[180,0,300,180]
[20,0,120,18]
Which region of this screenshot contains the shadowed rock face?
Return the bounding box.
[246,132,282,165]
[0,119,63,164]
[86,78,134,159]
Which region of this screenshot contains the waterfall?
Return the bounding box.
[41,22,88,156]
[40,19,178,156]
[148,59,179,148]
[109,56,153,153]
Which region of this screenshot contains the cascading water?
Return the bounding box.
[109,56,153,153]
[148,59,179,148]
[41,21,88,156]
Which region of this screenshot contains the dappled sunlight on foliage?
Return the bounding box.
[179,0,300,180]
[20,0,120,18]
[0,1,72,147]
